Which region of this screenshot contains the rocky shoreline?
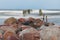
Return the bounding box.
[0,17,59,40]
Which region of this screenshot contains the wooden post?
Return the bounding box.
[23,10,26,16]
[46,16,48,23]
[43,14,45,21]
[27,9,30,14]
[39,9,43,16]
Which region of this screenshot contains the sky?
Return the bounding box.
[0,0,60,9]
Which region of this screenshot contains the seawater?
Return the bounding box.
[0,13,60,25]
[0,17,60,25]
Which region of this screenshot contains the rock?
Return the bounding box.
[7,36,19,40]
[4,17,17,26]
[21,25,31,30]
[0,26,16,32]
[44,22,55,26]
[23,21,30,25]
[19,28,40,40]
[28,17,35,23]
[3,31,16,40]
[40,26,60,40]
[30,19,44,29]
[18,18,26,24]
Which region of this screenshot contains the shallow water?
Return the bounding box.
[48,18,60,25]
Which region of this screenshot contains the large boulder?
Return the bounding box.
[40,26,60,40]
[4,17,17,26]
[4,17,18,30]
[3,31,17,40]
[19,28,40,40]
[29,18,44,29]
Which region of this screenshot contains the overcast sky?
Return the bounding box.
[0,0,59,9]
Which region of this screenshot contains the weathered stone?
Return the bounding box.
[19,28,40,40]
[40,26,60,40]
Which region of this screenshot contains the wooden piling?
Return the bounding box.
[43,14,45,21]
[46,16,48,23]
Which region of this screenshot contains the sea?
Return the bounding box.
[0,13,60,25]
